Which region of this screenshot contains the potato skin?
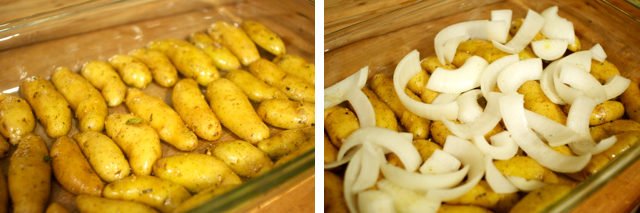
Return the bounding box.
[152,154,241,193]
[147,39,219,86]
[20,76,72,138]
[173,184,238,213]
[76,195,158,213]
[205,78,269,144]
[74,132,131,182]
[226,69,288,102]
[324,105,360,148]
[208,21,260,66]
[45,202,69,213]
[189,32,242,70]
[105,113,162,176]
[125,88,198,151]
[108,55,153,89]
[273,54,315,85]
[509,184,573,213]
[51,67,108,132]
[249,58,315,103]
[9,133,51,213]
[420,56,457,74]
[563,100,625,126]
[518,80,567,125]
[50,136,104,196]
[129,48,178,87]
[242,20,286,56]
[172,79,222,141]
[361,88,399,131]
[590,59,621,84]
[103,175,191,213]
[324,171,349,213]
[493,156,558,184]
[81,60,127,107]
[258,128,310,160]
[620,79,640,123]
[0,93,35,145]
[257,99,314,129]
[445,181,519,212]
[211,140,274,178]
[324,134,339,164]
[274,135,314,167]
[437,205,493,213]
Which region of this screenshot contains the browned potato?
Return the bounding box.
[518,80,567,125]
[172,78,222,141]
[273,54,315,85]
[361,88,399,131]
[324,105,360,148]
[563,101,624,126]
[509,184,573,213]
[226,69,288,102]
[208,21,260,66]
[81,60,127,107]
[153,154,241,193]
[147,39,219,86]
[324,171,349,213]
[50,136,104,196]
[242,20,286,56]
[128,48,179,87]
[249,58,315,103]
[51,67,108,132]
[210,140,274,178]
[105,113,162,176]
[620,79,640,123]
[256,99,315,129]
[258,128,312,160]
[9,133,51,213]
[0,93,35,145]
[20,76,72,138]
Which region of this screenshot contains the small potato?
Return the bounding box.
[273,54,315,85]
[103,175,191,213]
[249,58,315,103]
[172,79,222,141]
[76,195,158,213]
[50,136,104,196]
[9,133,51,213]
[583,131,640,177]
[74,132,131,182]
[413,139,442,163]
[420,56,457,74]
[510,18,545,42]
[211,140,274,178]
[81,60,127,107]
[452,50,474,67]
[258,128,311,160]
[105,113,162,176]
[226,69,288,102]
[242,20,286,56]
[568,35,581,52]
[51,67,108,132]
[437,205,493,213]
[0,93,35,144]
[563,100,624,126]
[189,32,242,70]
[206,78,269,144]
[405,69,439,104]
[518,80,567,125]
[128,48,178,87]
[361,88,399,131]
[509,184,573,213]
[274,135,314,167]
[493,156,558,184]
[45,202,69,213]
[324,134,338,164]
[0,168,7,213]
[208,21,260,66]
[324,105,360,148]
[147,39,219,86]
[108,55,153,89]
[590,119,640,142]
[324,171,349,213]
[153,154,241,193]
[590,59,621,84]
[20,76,72,138]
[458,39,511,63]
[126,88,198,151]
[445,180,519,212]
[620,79,640,123]
[257,99,314,129]
[173,184,238,213]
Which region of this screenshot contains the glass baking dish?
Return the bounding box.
[0,0,315,212]
[324,0,640,212]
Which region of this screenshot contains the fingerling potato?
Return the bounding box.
[0,136,7,158]
[208,21,260,66]
[50,136,104,196]
[258,128,311,160]
[274,135,314,167]
[361,88,399,131]
[147,39,219,86]
[105,113,162,176]
[0,93,35,145]
[324,105,360,148]
[445,180,519,211]
[74,131,131,182]
[103,175,191,213]
[509,184,573,213]
[20,76,72,138]
[518,80,567,125]
[128,48,178,87]
[108,55,153,89]
[590,59,621,84]
[210,140,274,178]
[324,134,339,164]
[324,171,349,213]
[493,156,559,183]
[256,99,314,129]
[51,67,108,132]
[172,79,221,141]
[153,153,241,193]
[45,202,69,213]
[249,58,315,103]
[273,54,315,85]
[226,69,288,102]
[173,184,238,213]
[563,100,624,126]
[242,20,286,56]
[620,79,640,123]
[9,133,51,213]
[76,195,158,213]
[189,32,242,70]
[81,60,127,107]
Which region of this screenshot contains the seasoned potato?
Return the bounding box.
[206,78,269,144]
[445,181,519,212]
[273,54,315,85]
[81,60,127,107]
[153,154,241,193]
[509,184,573,213]
[50,136,104,196]
[105,113,162,176]
[405,69,440,104]
[108,55,153,89]
[590,59,621,84]
[458,39,511,63]
[452,50,474,67]
[20,76,72,138]
[324,171,349,213]
[583,131,640,177]
[210,140,274,178]
[173,184,238,213]
[147,39,219,86]
[361,88,399,131]
[493,156,559,183]
[9,133,51,213]
[257,99,314,129]
[249,58,315,103]
[208,21,260,66]
[258,128,311,160]
[74,132,131,182]
[126,88,198,151]
[274,135,314,167]
[324,134,339,164]
[128,48,178,87]
[324,105,360,148]
[0,93,35,145]
[563,100,624,126]
[413,139,443,163]
[620,79,640,123]
[76,195,158,213]
[226,69,288,102]
[103,175,191,213]
[172,78,222,141]
[242,20,286,56]
[437,205,493,213]
[189,32,242,70]
[589,119,640,142]
[45,202,69,213]
[421,56,457,74]
[51,67,108,132]
[518,80,567,125]
[0,168,7,213]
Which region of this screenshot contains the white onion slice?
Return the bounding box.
[456,90,483,123]
[352,143,380,193]
[419,149,462,175]
[524,110,578,147]
[357,190,397,213]
[344,150,363,213]
[346,89,376,128]
[494,9,545,54]
[492,9,513,32]
[339,127,421,171]
[381,158,470,191]
[427,56,489,94]
[324,147,359,169]
[432,93,460,104]
[393,50,459,121]
[532,39,568,61]
[486,20,509,44]
[434,20,489,64]
[559,64,607,104]
[540,61,567,105]
[506,176,548,192]
[444,34,469,63]
[497,58,543,95]
[442,92,503,139]
[377,179,441,213]
[484,156,518,193]
[566,96,616,155]
[473,132,518,160]
[603,75,631,99]
[480,54,519,98]
[552,64,584,105]
[500,94,591,173]
[325,66,369,109]
[540,6,575,45]
[559,51,592,72]
[590,43,607,62]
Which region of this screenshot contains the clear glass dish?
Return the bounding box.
[324,0,640,212]
[0,0,315,212]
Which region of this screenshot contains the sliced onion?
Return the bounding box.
[493,9,545,54]
[427,55,489,94]
[419,149,462,175]
[357,190,396,213]
[566,96,616,155]
[434,20,489,64]
[480,54,519,98]
[325,66,369,109]
[432,93,460,104]
[377,179,441,213]
[486,20,509,44]
[506,176,548,192]
[442,92,504,139]
[346,89,376,127]
[344,150,363,213]
[559,64,607,104]
[444,34,469,63]
[473,132,518,160]
[492,9,513,32]
[324,147,359,169]
[553,64,584,105]
[393,50,459,121]
[540,6,575,44]
[590,43,607,62]
[352,143,380,192]
[499,94,591,173]
[497,58,543,95]
[339,127,421,171]
[456,90,483,123]
[604,75,631,99]
[381,158,470,191]
[559,51,592,72]
[532,39,568,61]
[540,61,567,104]
[485,156,518,193]
[524,110,578,147]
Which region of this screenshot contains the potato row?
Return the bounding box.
[0,19,315,213]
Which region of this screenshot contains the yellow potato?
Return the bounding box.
[445,180,519,212]
[324,171,349,213]
[406,69,440,104]
[421,56,457,74]
[128,48,178,87]
[0,93,35,145]
[147,39,219,86]
[620,79,640,123]
[405,88,422,102]
[74,132,131,182]
[324,134,339,164]
[208,21,260,66]
[249,58,315,103]
[242,20,286,56]
[81,60,127,107]
[256,99,314,129]
[273,54,315,85]
[45,202,69,213]
[76,195,158,213]
[205,78,269,144]
[509,184,573,213]
[51,67,108,132]
[258,128,311,160]
[590,59,621,84]
[458,39,511,63]
[105,113,162,176]
[437,205,493,213]
[172,78,222,141]
[590,119,640,142]
[413,139,443,163]
[361,88,399,131]
[153,153,241,193]
[518,80,567,125]
[173,184,238,213]
[189,32,241,70]
[493,156,558,184]
[226,69,288,102]
[274,135,314,167]
[568,35,581,52]
[20,76,72,138]
[50,136,104,196]
[0,168,7,213]
[0,136,7,158]
[8,133,51,213]
[103,175,191,213]
[563,100,624,126]
[108,54,153,89]
[125,88,198,151]
[510,18,545,42]
[452,50,474,67]
[583,131,640,177]
[211,140,274,178]
[324,105,360,148]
